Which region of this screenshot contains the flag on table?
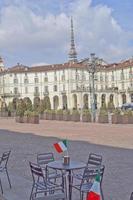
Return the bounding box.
[86,174,101,200]
[54,140,67,153]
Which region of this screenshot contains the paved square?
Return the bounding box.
[0,119,133,200]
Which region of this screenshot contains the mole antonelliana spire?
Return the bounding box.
[68,16,77,63]
[0,56,5,71]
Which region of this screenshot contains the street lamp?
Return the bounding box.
[87,53,99,122]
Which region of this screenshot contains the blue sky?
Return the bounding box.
[0,0,133,67]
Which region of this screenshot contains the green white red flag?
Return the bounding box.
[54,140,67,153]
[86,174,101,200]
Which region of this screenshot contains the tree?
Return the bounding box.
[16,99,26,117]
[44,96,51,110]
[23,97,32,111]
[33,97,40,111]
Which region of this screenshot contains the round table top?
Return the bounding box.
[47,160,86,170]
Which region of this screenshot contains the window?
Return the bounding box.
[54,85,57,92]
[120,69,124,80]
[14,77,18,84]
[63,84,65,91]
[111,72,114,81]
[34,87,39,93]
[54,75,57,81]
[44,86,48,93]
[24,78,28,84]
[62,75,65,81]
[14,87,18,94]
[131,94,133,103]
[129,68,132,79]
[100,73,103,82]
[25,87,28,94]
[122,82,125,90]
[34,77,39,83]
[44,77,48,82]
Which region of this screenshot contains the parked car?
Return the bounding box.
[121,103,133,110]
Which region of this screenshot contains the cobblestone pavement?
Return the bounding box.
[0,118,133,200]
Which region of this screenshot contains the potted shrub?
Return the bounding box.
[112,109,122,124]
[39,100,45,119]
[8,102,15,117]
[28,111,39,124]
[16,99,26,123]
[82,109,91,122]
[47,110,56,120]
[24,110,32,123]
[43,109,49,120]
[63,110,71,121]
[127,110,133,124]
[56,109,63,120]
[107,101,115,113]
[98,109,108,123]
[71,110,80,122]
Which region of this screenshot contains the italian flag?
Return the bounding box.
[86,174,101,200]
[54,140,67,153]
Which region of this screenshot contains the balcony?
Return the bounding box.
[61,90,66,95]
[128,87,133,93]
[1,92,20,98]
[119,89,126,93]
[71,87,90,93]
[43,91,49,96]
[34,92,40,97]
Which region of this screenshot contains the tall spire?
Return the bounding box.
[68,16,77,63]
[0,56,5,71]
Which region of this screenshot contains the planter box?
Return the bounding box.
[98,115,108,123]
[128,116,133,124]
[82,115,91,122]
[63,114,71,121]
[40,113,44,120]
[29,116,39,124]
[15,116,24,123]
[0,112,8,117]
[121,115,128,124]
[23,116,30,123]
[55,114,63,121]
[43,113,49,120]
[112,114,121,124]
[71,114,80,122]
[47,113,55,120]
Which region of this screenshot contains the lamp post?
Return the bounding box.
[87,53,98,122]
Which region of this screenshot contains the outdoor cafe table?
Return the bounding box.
[48,160,86,200]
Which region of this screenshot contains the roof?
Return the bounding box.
[1,58,133,75]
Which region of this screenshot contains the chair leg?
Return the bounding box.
[101,187,104,200]
[0,178,3,194]
[30,184,34,200]
[6,169,11,188]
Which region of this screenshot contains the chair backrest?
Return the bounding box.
[37,153,54,167]
[130,192,133,200]
[0,151,11,168]
[29,162,45,184]
[82,165,105,184]
[87,153,102,167]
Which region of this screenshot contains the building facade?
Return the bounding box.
[0,57,133,111]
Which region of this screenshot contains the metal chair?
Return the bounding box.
[0,151,11,194]
[37,153,63,182]
[71,165,105,200]
[130,192,133,200]
[29,162,66,200]
[72,153,102,180]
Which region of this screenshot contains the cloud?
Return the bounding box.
[0,0,133,66]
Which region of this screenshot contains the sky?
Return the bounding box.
[0,0,133,67]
